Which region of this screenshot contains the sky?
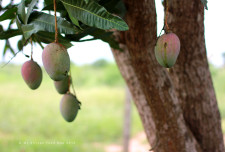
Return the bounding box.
[0,0,225,67]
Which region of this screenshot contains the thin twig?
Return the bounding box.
[1,51,21,68]
[54,0,58,43]
[69,68,76,96]
[164,0,169,32]
[30,37,33,60]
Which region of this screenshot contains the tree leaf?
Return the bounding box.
[3,40,15,56]
[90,29,121,51]
[0,29,22,39]
[16,15,23,31]
[25,0,38,24]
[67,11,81,28]
[28,11,80,34]
[21,11,80,40]
[21,24,37,39]
[201,0,208,10]
[60,0,129,31]
[17,39,23,50]
[84,0,89,4]
[17,0,26,23]
[0,7,17,22]
[35,31,73,48]
[42,1,65,11]
[65,27,121,50]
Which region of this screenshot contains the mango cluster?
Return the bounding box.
[21,42,80,123]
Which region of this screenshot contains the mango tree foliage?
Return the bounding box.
[0,0,128,55]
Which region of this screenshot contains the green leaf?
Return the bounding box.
[65,27,121,50]
[17,39,23,50]
[35,31,73,48]
[18,0,26,23]
[21,11,80,40]
[25,0,38,24]
[84,0,89,3]
[67,11,81,28]
[44,0,60,6]
[0,29,22,39]
[42,1,65,11]
[0,7,17,22]
[21,24,37,39]
[28,12,80,34]
[60,0,129,31]
[201,0,208,10]
[16,15,23,31]
[32,35,44,49]
[90,29,121,51]
[3,40,15,56]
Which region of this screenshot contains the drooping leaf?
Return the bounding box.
[21,24,37,39]
[17,39,23,50]
[35,31,73,48]
[60,0,129,31]
[28,12,80,34]
[0,25,3,32]
[201,0,208,10]
[0,7,17,22]
[65,27,121,50]
[90,29,121,50]
[25,0,38,24]
[42,1,65,11]
[0,29,22,39]
[21,11,80,40]
[44,0,60,6]
[16,15,23,31]
[32,35,44,49]
[3,40,15,56]
[67,11,81,28]
[65,26,96,41]
[84,0,89,4]
[17,0,26,23]
[99,0,126,17]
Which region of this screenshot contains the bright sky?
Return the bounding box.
[0,0,225,66]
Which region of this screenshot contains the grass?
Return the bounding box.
[210,65,225,132]
[0,63,143,152]
[0,62,224,151]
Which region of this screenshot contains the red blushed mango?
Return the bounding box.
[21,60,42,90]
[155,33,180,68]
[42,42,70,81]
[60,93,80,122]
[54,75,69,94]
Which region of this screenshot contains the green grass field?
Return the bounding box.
[0,62,143,152]
[0,62,224,152]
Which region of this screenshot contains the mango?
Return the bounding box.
[60,93,81,122]
[154,33,180,68]
[21,60,42,90]
[54,75,70,94]
[42,42,70,81]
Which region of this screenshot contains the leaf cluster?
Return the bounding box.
[0,0,128,56]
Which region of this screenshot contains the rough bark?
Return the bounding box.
[167,1,225,151]
[111,0,203,151]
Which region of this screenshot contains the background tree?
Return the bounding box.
[0,0,224,151]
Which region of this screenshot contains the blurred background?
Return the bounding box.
[0,0,225,152]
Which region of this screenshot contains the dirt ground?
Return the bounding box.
[105,132,149,152]
[104,133,225,152]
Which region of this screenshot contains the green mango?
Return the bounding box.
[155,33,180,68]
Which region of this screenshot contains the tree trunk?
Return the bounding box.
[167,1,225,151]
[111,0,225,151]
